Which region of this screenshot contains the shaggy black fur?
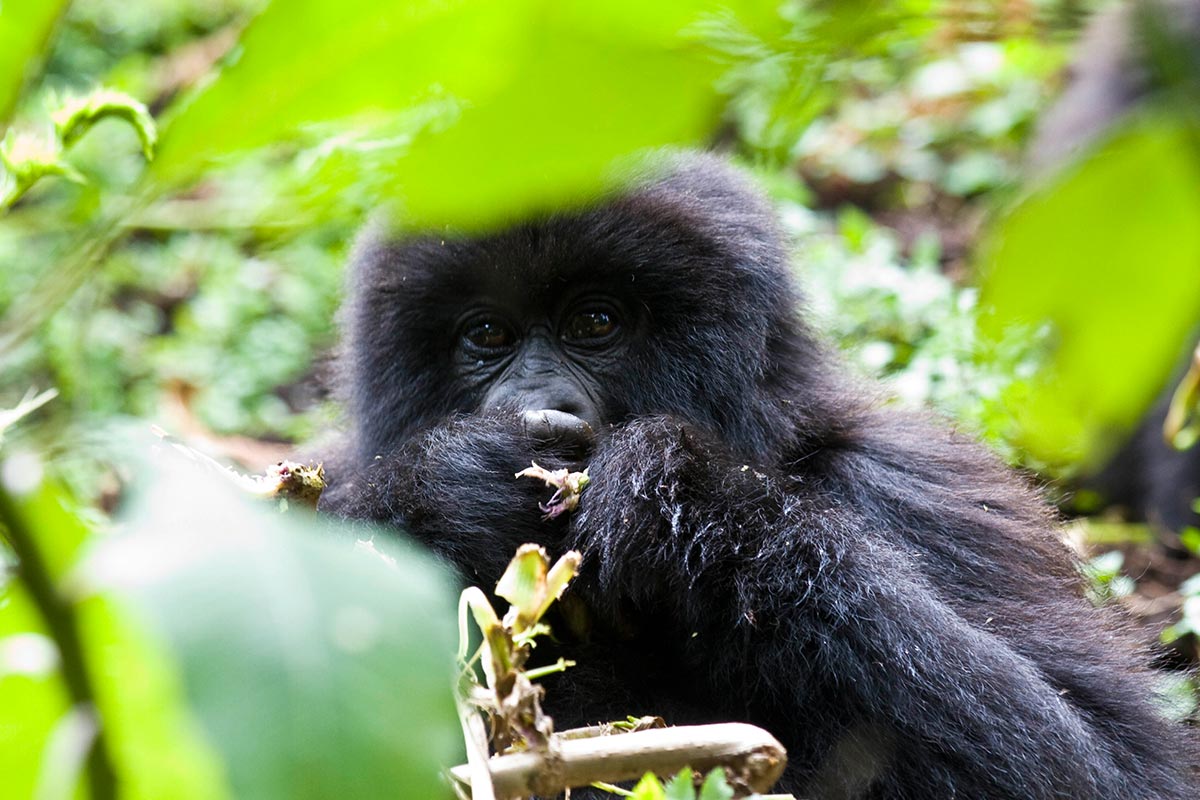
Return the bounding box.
[319,154,1196,798]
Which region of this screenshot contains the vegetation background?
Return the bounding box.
[1,1,1198,797]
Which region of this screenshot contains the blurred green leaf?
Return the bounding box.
[0,388,56,444]
[152,0,762,228]
[0,0,69,126]
[979,114,1200,469]
[0,585,69,800]
[83,456,461,800]
[630,771,667,800]
[1,461,224,800]
[81,598,231,800]
[0,455,93,583]
[151,0,513,178]
[384,3,726,228]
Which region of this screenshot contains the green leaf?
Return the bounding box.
[152,0,764,228]
[0,466,226,800]
[697,768,734,800]
[979,113,1200,469]
[495,543,548,624]
[80,598,230,800]
[0,585,69,800]
[83,458,461,800]
[381,3,726,228]
[0,454,92,583]
[0,0,69,127]
[151,0,513,180]
[630,772,667,800]
[663,766,697,800]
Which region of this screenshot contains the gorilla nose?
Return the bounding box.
[521,409,595,450]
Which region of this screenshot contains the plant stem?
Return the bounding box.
[0,488,117,800]
[449,722,787,799]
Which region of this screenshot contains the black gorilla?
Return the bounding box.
[319,155,1196,798]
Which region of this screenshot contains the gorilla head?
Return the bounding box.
[321,154,1196,799]
[342,155,841,465]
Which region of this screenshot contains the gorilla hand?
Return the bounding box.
[319,412,581,586]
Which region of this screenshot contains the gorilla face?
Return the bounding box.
[453,288,635,438]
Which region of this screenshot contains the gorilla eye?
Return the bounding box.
[462,319,514,351]
[563,309,617,342]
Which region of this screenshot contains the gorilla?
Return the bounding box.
[318,154,1196,798]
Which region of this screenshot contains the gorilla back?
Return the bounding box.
[319,154,1196,798]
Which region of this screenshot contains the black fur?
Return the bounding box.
[320,154,1196,798]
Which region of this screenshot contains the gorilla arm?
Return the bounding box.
[567,416,1187,799]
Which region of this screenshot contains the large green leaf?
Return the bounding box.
[384,12,723,228]
[151,0,515,178]
[83,460,461,800]
[152,0,767,227]
[0,0,69,126]
[1,463,227,800]
[979,114,1200,469]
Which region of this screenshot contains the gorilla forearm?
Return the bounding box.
[566,415,1189,798]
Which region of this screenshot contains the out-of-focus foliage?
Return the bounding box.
[980,114,1200,472]
[1,0,333,457]
[151,0,778,228]
[704,0,940,165]
[2,87,154,210]
[784,202,1045,458]
[1082,550,1137,605]
[86,449,461,799]
[1164,572,1200,644]
[0,1,70,123]
[0,454,229,800]
[792,28,1058,200]
[1,440,460,800]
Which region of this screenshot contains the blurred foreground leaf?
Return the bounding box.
[0,582,71,800]
[1,461,225,800]
[152,0,768,228]
[80,454,461,799]
[979,114,1200,469]
[0,0,68,125]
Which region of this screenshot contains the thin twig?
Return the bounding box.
[0,488,117,800]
